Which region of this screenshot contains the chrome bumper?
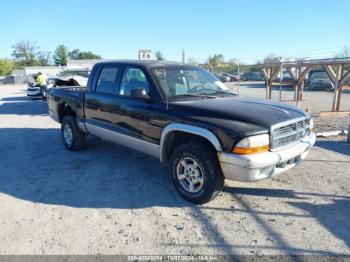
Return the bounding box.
[218,132,316,182]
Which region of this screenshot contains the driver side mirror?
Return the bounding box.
[131,87,151,100]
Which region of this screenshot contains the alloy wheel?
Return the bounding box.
[176,157,204,193]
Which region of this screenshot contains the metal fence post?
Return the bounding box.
[279,58,283,102]
[265,68,270,99]
[300,80,304,101]
[296,81,304,109]
[237,63,240,96]
[296,84,300,108]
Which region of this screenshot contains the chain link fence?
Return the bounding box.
[224,60,350,114]
[220,59,350,133]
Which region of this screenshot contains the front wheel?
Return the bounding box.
[170,142,224,204]
[61,116,85,151]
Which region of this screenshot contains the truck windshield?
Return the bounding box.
[152,66,230,97]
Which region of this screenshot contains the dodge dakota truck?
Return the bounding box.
[48,60,316,204]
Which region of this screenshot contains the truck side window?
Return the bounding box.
[95,66,119,94]
[119,67,150,97]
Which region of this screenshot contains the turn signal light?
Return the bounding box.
[233,145,270,155]
[233,134,270,155]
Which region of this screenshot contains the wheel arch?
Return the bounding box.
[160,123,222,163]
[58,102,76,122]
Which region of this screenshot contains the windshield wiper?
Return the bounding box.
[181,93,204,97]
[202,90,236,96]
[171,93,216,99]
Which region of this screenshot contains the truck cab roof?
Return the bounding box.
[94,60,194,69]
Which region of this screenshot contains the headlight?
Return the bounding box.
[306,117,314,132]
[309,118,314,130]
[233,134,270,155]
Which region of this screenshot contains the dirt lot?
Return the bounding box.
[0,84,349,256]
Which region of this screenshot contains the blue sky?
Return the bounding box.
[0,0,349,63]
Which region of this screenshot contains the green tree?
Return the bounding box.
[155,51,165,61]
[262,54,280,65]
[38,51,51,66]
[11,41,41,66]
[207,54,224,71]
[245,62,261,73]
[53,45,68,65]
[68,49,80,59]
[82,51,101,59]
[223,58,238,73]
[68,49,101,59]
[0,59,16,76]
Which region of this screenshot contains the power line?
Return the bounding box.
[234,45,349,64]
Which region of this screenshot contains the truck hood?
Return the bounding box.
[169,96,307,129]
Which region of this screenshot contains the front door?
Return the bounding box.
[113,66,165,145]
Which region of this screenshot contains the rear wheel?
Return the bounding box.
[170,142,224,204]
[61,116,85,151]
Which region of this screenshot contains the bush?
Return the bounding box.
[0,59,16,76]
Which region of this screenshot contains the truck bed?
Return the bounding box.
[48,86,87,122]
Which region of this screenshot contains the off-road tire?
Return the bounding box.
[61,116,85,151]
[170,142,224,204]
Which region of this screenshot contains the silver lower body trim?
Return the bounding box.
[77,121,88,133]
[85,123,160,159]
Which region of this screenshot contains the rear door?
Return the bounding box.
[84,63,122,131]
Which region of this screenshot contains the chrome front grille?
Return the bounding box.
[271,118,309,150]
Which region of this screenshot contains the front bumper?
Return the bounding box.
[218,132,316,182]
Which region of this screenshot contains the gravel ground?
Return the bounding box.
[0,84,349,256]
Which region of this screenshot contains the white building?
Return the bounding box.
[138,49,152,60]
[24,59,106,76]
[67,59,107,70]
[24,66,63,77]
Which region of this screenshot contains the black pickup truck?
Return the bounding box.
[48,60,316,204]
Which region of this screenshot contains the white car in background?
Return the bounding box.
[27,84,44,98]
[26,69,90,100]
[26,74,53,99]
[58,68,90,86]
